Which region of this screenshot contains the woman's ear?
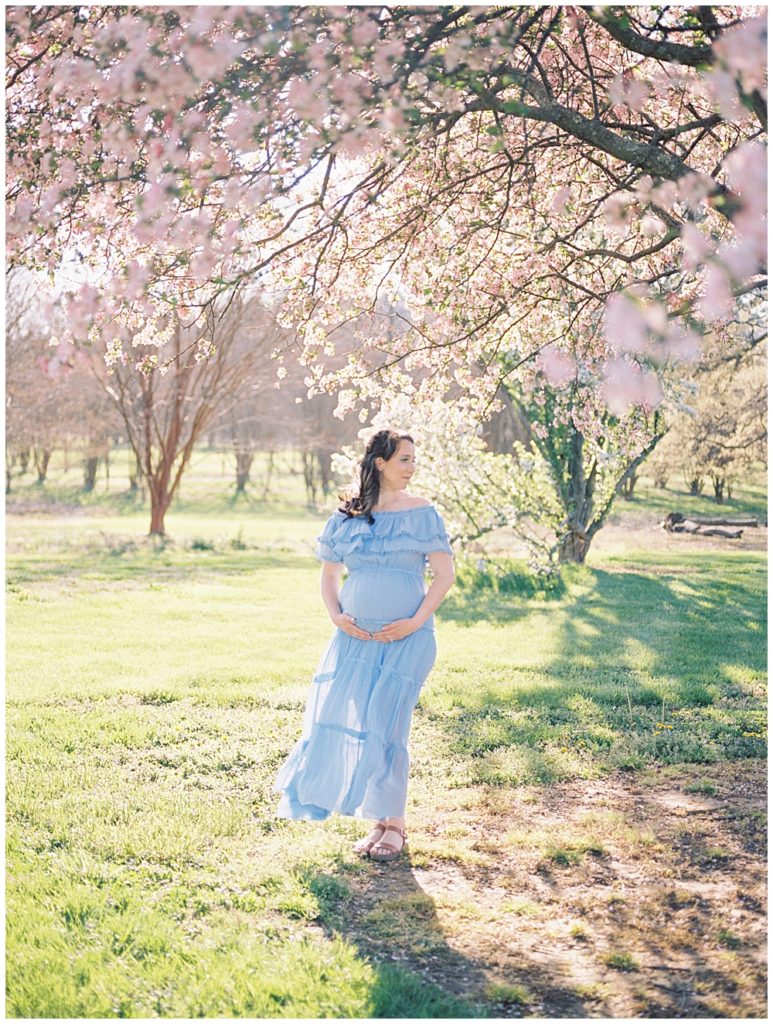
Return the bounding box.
[374,458,383,472]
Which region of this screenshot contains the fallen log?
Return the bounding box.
[661,513,743,538]
[687,516,758,527]
[692,526,743,539]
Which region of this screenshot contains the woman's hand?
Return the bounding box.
[372,617,419,642]
[333,612,373,641]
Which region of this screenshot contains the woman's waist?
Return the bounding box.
[342,571,426,594]
[346,565,425,578]
[340,614,434,635]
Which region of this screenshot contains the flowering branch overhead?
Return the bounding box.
[5,4,766,421]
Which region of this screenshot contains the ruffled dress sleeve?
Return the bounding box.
[370,506,453,556]
[315,512,345,563]
[417,507,453,555]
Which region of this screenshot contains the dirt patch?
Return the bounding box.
[331,759,766,1018]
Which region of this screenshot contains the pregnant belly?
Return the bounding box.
[341,569,426,622]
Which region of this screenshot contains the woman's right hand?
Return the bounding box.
[333,612,374,641]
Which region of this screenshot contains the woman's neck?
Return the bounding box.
[373,486,403,510]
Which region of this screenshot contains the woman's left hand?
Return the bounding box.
[373,617,419,642]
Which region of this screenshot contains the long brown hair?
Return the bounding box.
[339,429,414,523]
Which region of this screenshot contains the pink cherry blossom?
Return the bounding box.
[538,344,576,386]
[663,324,701,363]
[607,74,627,106]
[717,239,760,281]
[704,67,745,122]
[603,293,648,355]
[713,15,767,97]
[681,223,710,272]
[697,264,734,322]
[676,172,715,213]
[640,214,665,237]
[550,187,571,215]
[723,141,767,198]
[625,78,650,113]
[601,358,663,416]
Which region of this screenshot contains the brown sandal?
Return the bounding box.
[369,825,408,862]
[353,822,387,857]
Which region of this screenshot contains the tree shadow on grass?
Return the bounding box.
[437,562,764,689]
[429,563,765,785]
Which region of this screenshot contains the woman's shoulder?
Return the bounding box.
[374,495,434,513]
[401,495,432,510]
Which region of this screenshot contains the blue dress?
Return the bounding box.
[273,505,453,821]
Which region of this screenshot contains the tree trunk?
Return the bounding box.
[261,450,275,500]
[148,491,170,536]
[316,447,333,497]
[129,451,143,494]
[83,456,98,492]
[665,512,757,528]
[687,476,704,496]
[711,475,725,504]
[235,450,254,493]
[620,470,638,500]
[19,448,30,473]
[556,428,595,564]
[558,528,591,563]
[301,451,318,506]
[33,448,51,484]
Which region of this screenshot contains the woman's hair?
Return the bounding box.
[339,429,414,523]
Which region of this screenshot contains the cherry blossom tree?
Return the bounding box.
[5,5,766,548]
[7,7,765,353]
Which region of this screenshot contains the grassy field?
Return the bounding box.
[6,451,768,1017]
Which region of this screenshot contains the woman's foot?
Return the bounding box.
[370,824,408,862]
[352,821,387,856]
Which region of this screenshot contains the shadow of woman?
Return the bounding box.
[295,853,492,1017]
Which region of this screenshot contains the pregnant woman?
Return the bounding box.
[273,429,455,861]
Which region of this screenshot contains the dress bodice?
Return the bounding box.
[315,506,454,627]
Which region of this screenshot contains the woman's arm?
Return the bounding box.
[320,561,345,621]
[374,551,455,641]
[412,551,455,628]
[320,561,372,640]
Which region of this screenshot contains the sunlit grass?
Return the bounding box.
[5,454,767,1017]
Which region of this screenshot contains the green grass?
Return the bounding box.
[601,950,639,972]
[5,452,767,1017]
[621,473,767,524]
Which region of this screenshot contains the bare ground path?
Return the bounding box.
[324,759,766,1018]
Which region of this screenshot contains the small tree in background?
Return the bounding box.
[6,268,119,494]
[100,290,281,536]
[648,345,767,503]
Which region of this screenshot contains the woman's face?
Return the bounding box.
[377,439,415,491]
